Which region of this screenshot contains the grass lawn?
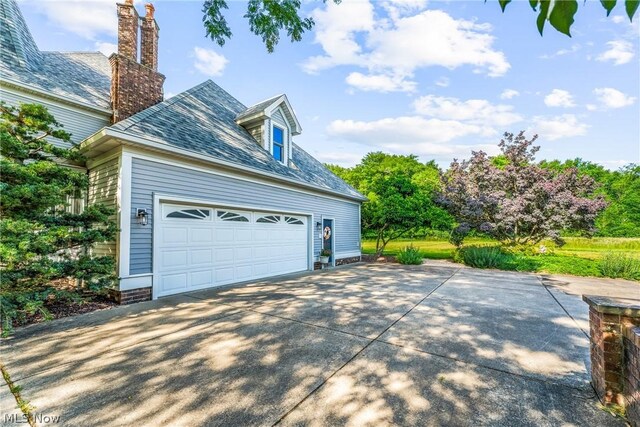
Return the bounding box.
[362,237,640,279]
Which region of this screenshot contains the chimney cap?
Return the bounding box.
[145,3,155,19]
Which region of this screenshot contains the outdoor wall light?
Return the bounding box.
[315,221,322,231]
[136,208,149,226]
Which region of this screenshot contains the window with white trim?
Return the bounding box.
[272,126,284,162]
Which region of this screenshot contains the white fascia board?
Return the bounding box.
[87,128,367,202]
[264,95,302,135]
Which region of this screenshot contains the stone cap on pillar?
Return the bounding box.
[583,295,640,317]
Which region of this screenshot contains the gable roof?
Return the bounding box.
[0,0,111,111]
[109,80,364,201]
[236,93,302,135]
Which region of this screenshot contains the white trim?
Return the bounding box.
[263,95,302,135]
[120,274,153,291]
[152,193,314,300]
[118,153,132,278]
[321,216,336,267]
[82,129,366,202]
[0,79,113,116]
[122,147,363,206]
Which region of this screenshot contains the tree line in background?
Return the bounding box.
[327,132,639,257]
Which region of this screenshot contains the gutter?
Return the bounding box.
[81,128,367,203]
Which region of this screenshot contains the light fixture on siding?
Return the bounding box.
[315,221,321,231]
[136,208,148,226]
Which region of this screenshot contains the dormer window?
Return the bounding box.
[273,126,284,162]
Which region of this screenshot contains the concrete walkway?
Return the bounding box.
[2,263,636,426]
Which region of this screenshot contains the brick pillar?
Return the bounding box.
[140,3,159,71]
[584,295,640,420]
[116,0,139,61]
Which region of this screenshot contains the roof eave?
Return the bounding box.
[0,77,113,115]
[82,128,366,202]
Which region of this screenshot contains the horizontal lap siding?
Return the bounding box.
[0,87,110,146]
[88,157,119,257]
[130,158,360,275]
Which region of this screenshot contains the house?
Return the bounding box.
[0,0,365,303]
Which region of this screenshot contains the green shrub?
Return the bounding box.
[396,245,423,265]
[455,246,510,269]
[599,252,640,280]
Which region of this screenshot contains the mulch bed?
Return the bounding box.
[14,295,117,329]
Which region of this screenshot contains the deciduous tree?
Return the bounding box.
[439,132,607,247]
[202,0,638,52]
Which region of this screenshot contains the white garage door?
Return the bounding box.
[155,204,309,297]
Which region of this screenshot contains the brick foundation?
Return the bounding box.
[361,254,397,263]
[109,287,152,305]
[584,295,640,426]
[335,256,361,266]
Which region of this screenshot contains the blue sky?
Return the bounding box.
[19,0,640,169]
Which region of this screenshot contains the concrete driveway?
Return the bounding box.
[1,262,634,426]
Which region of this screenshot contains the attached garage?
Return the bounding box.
[154,202,310,298]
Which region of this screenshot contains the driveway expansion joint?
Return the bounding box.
[272,267,461,426]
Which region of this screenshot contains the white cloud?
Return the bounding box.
[532,114,589,141]
[596,40,635,65]
[500,89,519,100]
[544,89,576,108]
[327,116,499,160]
[303,2,509,93]
[593,87,636,109]
[539,44,580,59]
[94,41,116,57]
[25,0,118,39]
[413,95,522,127]
[345,72,416,93]
[586,104,597,111]
[435,77,450,87]
[193,47,228,77]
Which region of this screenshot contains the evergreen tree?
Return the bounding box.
[0,103,117,333]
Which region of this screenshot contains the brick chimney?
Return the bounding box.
[140,4,158,70]
[110,1,165,123]
[116,0,138,60]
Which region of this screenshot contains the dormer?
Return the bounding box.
[236,94,302,166]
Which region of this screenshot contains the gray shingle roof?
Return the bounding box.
[111,80,364,200]
[0,0,112,110]
[235,94,283,121]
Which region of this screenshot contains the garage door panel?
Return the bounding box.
[216,228,234,242]
[190,270,213,288]
[161,273,188,292]
[157,204,309,297]
[235,229,252,242]
[191,248,213,266]
[235,247,253,262]
[190,228,214,243]
[215,267,234,283]
[215,247,234,263]
[161,250,188,268]
[162,227,188,244]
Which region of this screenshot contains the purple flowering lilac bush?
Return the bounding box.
[439,132,608,248]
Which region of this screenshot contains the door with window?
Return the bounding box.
[322,218,334,265]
